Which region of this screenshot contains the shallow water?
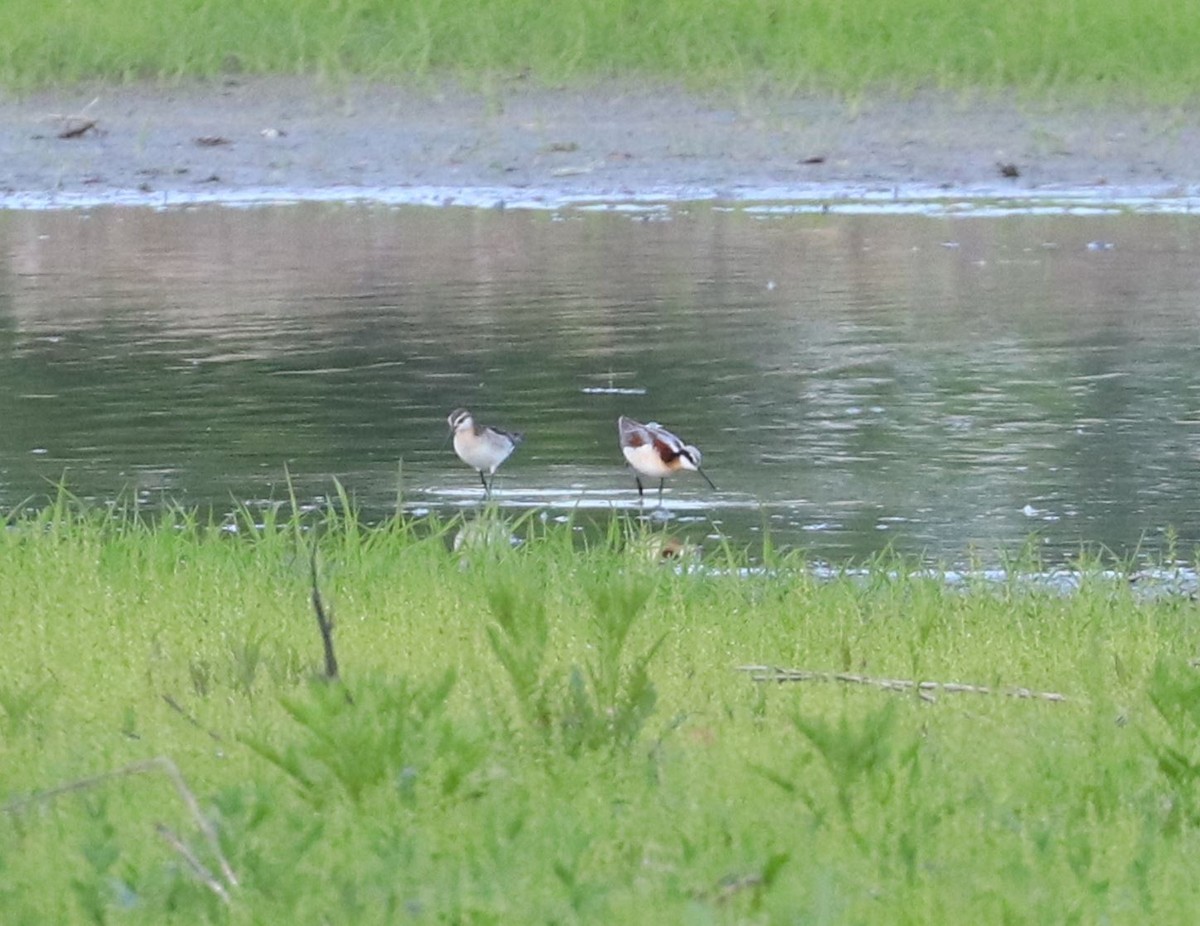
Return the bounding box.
[2,201,1199,565]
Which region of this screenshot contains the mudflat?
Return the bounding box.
[2,77,1199,206]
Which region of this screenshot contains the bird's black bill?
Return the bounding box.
[697,468,717,491]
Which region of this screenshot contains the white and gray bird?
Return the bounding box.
[448,408,523,498]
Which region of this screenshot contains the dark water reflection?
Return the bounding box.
[2,202,1199,564]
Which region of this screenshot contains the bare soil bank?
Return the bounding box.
[2,77,1198,206]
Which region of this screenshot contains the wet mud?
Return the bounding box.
[2,77,1199,209]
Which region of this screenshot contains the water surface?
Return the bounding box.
[2,202,1199,564]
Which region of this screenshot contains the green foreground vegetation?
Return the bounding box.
[2,0,1199,102]
[3,501,1200,923]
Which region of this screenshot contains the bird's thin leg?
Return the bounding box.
[635,477,645,503]
[479,470,491,499]
[657,479,665,505]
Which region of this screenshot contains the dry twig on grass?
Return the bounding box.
[161,693,224,742]
[2,755,238,903]
[738,665,1069,703]
[309,546,341,683]
[155,822,232,905]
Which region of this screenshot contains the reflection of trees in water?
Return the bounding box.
[1,206,1198,560]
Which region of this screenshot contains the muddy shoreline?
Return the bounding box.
[2,78,1199,209]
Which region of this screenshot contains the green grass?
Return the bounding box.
[3,499,1200,923]
[2,0,1199,102]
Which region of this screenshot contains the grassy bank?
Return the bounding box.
[2,0,1199,102]
[2,501,1200,922]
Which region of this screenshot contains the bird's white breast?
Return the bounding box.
[622,443,675,478]
[455,430,513,473]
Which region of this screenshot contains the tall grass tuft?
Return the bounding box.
[483,552,666,756]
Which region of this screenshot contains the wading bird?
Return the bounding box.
[617,416,715,503]
[448,408,523,498]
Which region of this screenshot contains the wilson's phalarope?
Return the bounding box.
[617,416,715,503]
[448,408,524,498]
